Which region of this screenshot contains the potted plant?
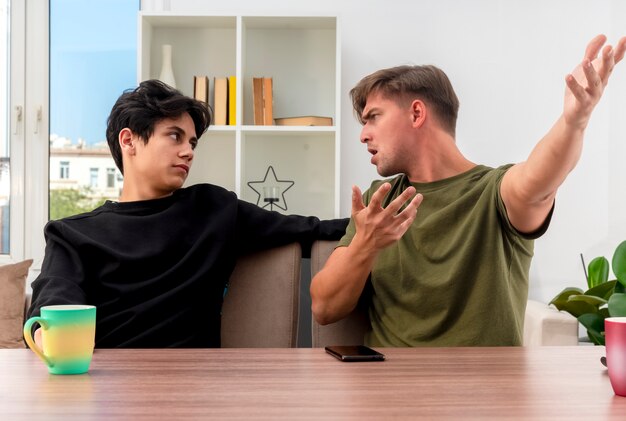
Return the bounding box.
[550,240,626,345]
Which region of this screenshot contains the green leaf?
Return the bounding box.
[612,241,626,288]
[579,313,605,345]
[554,299,599,318]
[549,287,585,309]
[568,294,607,307]
[587,329,605,346]
[588,256,609,289]
[608,293,626,317]
[599,307,611,319]
[578,312,605,332]
[615,281,626,294]
[585,280,617,300]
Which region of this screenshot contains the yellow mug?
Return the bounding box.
[23,305,96,375]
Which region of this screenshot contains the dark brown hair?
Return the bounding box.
[106,79,212,174]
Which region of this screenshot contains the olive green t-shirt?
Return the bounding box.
[338,165,552,346]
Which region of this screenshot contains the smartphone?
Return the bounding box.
[325,345,385,362]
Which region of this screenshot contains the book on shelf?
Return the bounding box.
[251,77,273,125]
[228,76,237,125]
[262,77,273,126]
[252,77,264,125]
[214,77,228,126]
[193,76,209,105]
[273,115,333,126]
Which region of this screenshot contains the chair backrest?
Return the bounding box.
[310,240,369,348]
[221,242,301,348]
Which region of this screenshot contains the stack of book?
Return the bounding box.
[194,75,333,127]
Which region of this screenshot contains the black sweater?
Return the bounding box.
[28,184,347,348]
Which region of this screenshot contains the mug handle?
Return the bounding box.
[23,317,53,368]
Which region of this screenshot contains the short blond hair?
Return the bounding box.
[350,65,459,136]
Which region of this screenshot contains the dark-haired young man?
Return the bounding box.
[311,35,626,346]
[28,80,347,348]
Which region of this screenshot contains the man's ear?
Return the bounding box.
[410,100,427,128]
[119,128,135,155]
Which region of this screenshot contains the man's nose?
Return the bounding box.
[180,143,194,159]
[360,126,370,144]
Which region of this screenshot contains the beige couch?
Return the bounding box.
[6,241,578,349]
[523,299,579,346]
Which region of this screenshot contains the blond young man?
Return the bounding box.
[311,35,626,346]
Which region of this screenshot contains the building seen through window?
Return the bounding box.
[49,0,138,220]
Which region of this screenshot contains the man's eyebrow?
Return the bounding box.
[361,107,379,121]
[165,125,185,134]
[164,125,198,141]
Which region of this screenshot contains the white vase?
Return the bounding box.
[159,44,177,88]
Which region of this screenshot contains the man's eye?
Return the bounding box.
[170,133,180,141]
[363,114,376,123]
[190,141,198,150]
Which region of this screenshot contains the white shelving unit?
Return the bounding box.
[138,13,340,219]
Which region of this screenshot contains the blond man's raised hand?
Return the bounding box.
[564,34,626,130]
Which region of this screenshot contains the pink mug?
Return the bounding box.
[605,317,626,396]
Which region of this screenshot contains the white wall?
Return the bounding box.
[142,0,626,305]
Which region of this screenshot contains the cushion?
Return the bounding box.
[0,259,33,348]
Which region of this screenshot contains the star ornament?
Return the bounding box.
[247,166,295,211]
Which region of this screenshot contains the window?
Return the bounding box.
[1,0,30,259]
[106,168,115,188]
[0,1,11,254]
[2,0,136,264]
[49,0,137,219]
[89,168,98,188]
[59,161,69,179]
[0,158,8,252]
